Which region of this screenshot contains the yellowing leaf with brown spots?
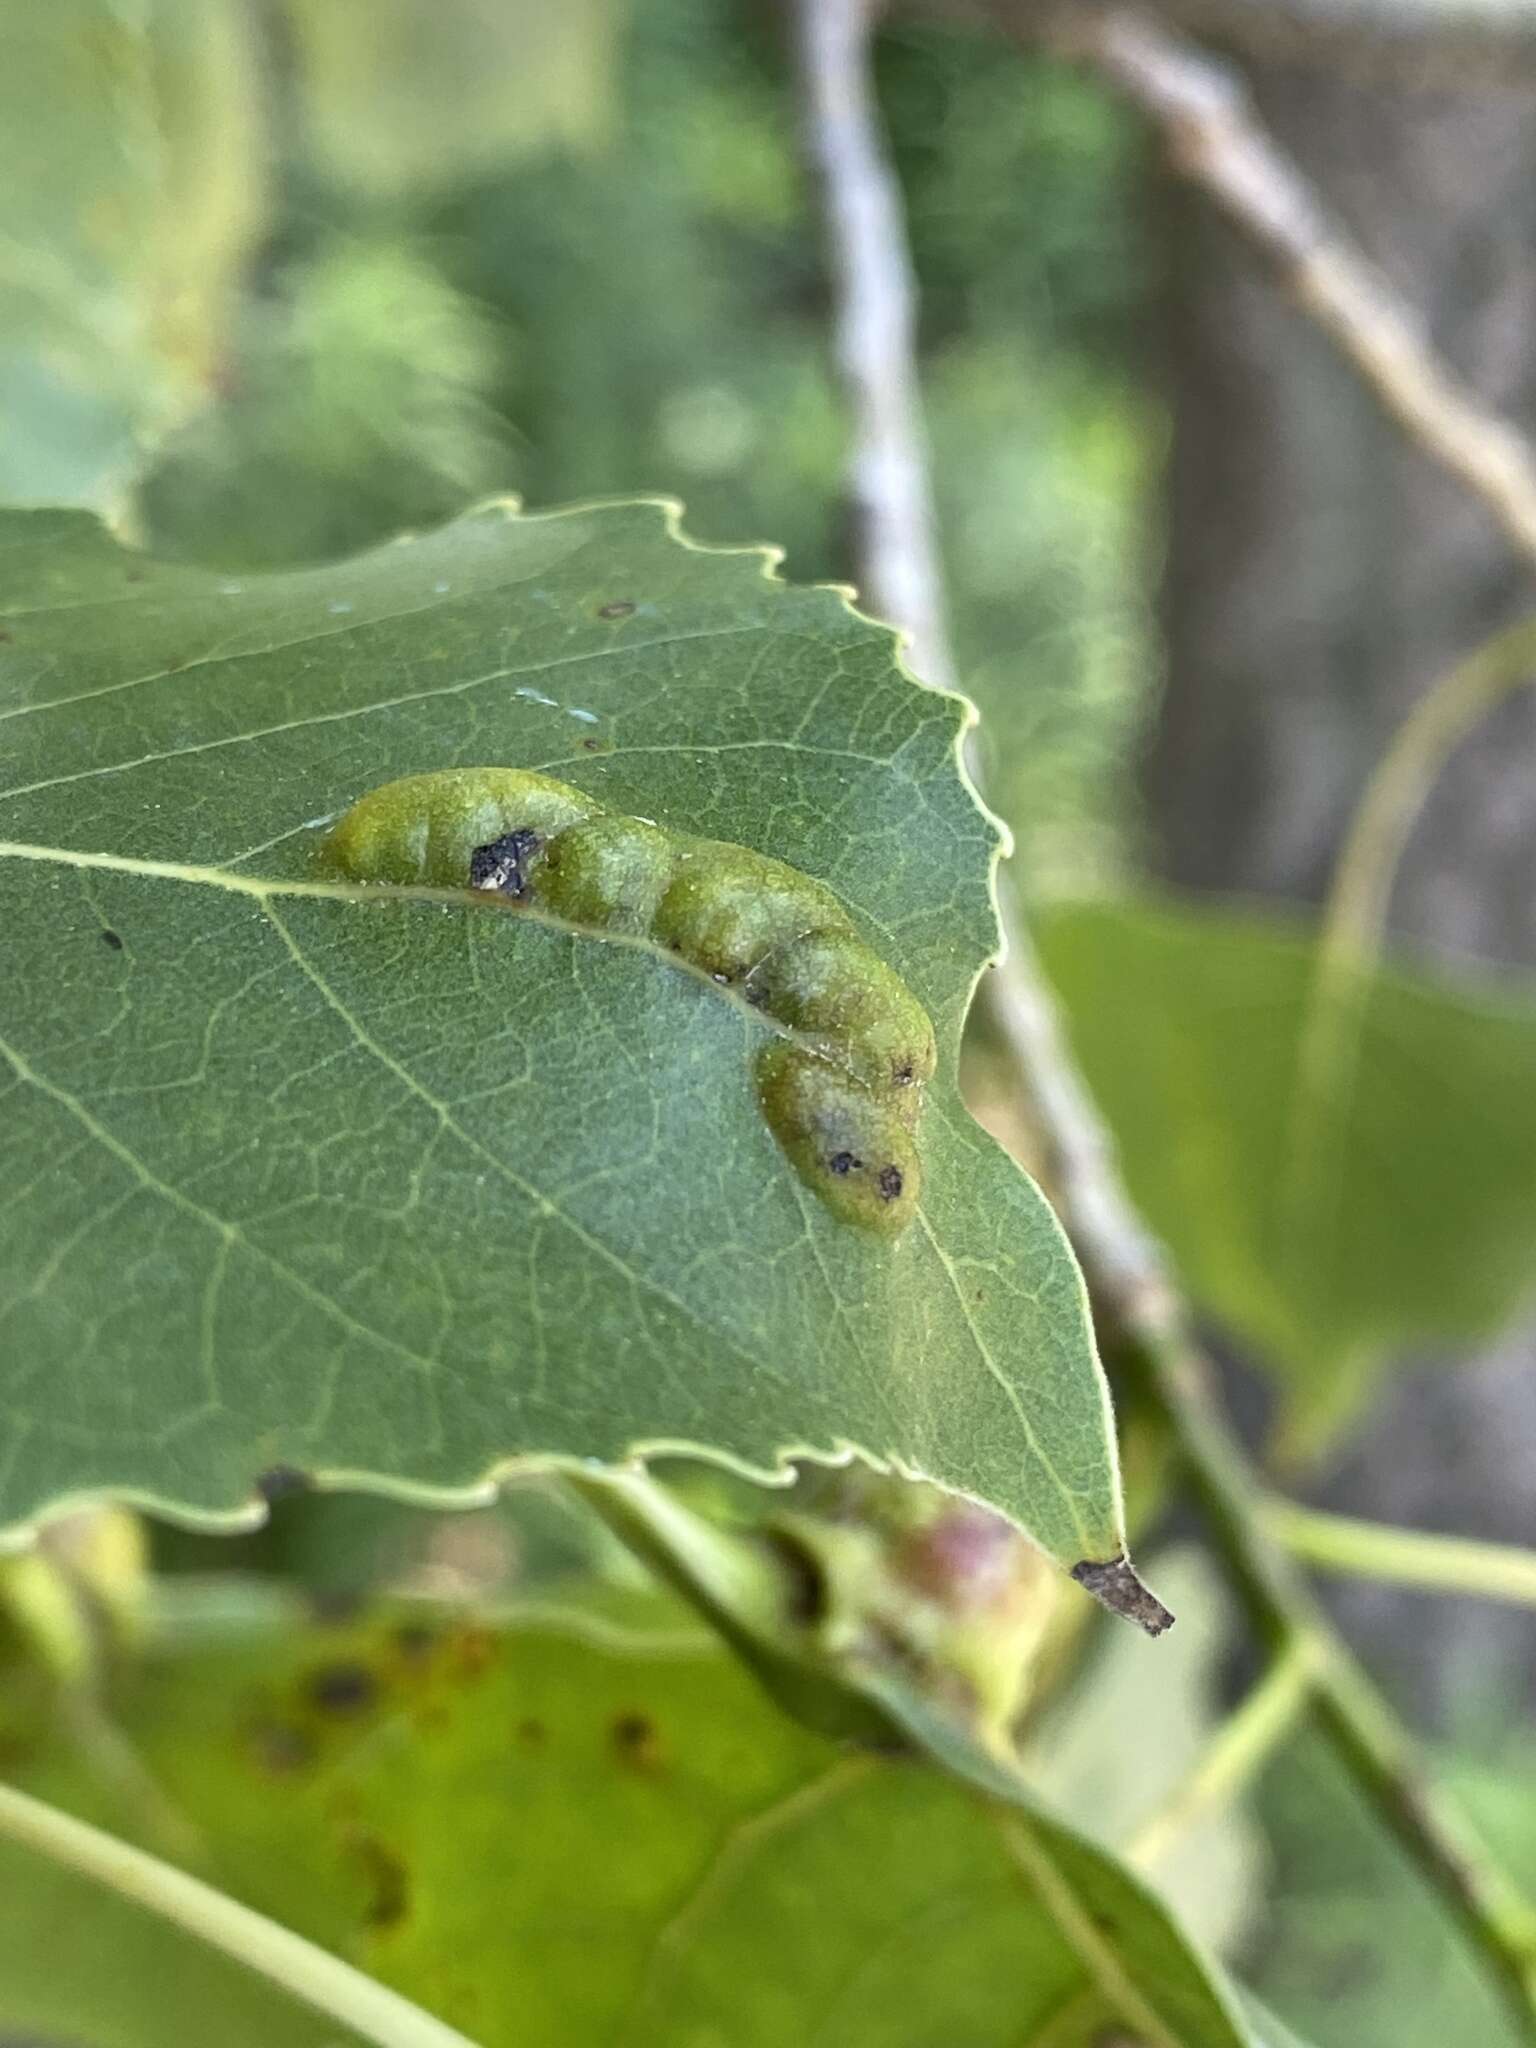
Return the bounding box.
[0,1598,1308,2047]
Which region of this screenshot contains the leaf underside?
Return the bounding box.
[0,499,1126,1585]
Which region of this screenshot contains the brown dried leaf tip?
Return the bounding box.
[1071,1556,1175,1637]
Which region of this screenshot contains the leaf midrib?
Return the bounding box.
[0,835,832,1051]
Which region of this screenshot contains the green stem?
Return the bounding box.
[1269,1501,1536,1609]
[1320,617,1536,972]
[1129,1326,1536,2037]
[1275,618,1536,1381]
[0,1781,480,2048]
[1125,1640,1318,1874]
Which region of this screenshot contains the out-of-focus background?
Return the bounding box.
[4,3,1535,2039]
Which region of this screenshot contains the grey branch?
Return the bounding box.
[795,0,1536,2024]
[1050,5,1536,570]
[1147,0,1536,73]
[792,0,957,693]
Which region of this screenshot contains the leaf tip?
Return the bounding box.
[1071,1555,1175,1637]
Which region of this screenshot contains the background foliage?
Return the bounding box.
[2,3,1534,2046]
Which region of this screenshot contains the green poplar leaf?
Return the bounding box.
[1037,896,1536,1441]
[0,499,1140,1607]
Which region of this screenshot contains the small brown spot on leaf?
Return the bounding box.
[877,1165,904,1200]
[828,1150,860,1176]
[250,1721,315,1774]
[597,599,636,619]
[257,1464,308,1501]
[516,1716,546,1746]
[99,929,124,952]
[350,1833,410,1929]
[306,1662,379,1716]
[451,1627,496,1681]
[610,1711,662,1770]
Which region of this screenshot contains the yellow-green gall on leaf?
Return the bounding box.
[320,767,601,888]
[746,929,936,1103]
[536,815,678,934]
[652,840,854,982]
[755,1044,921,1237]
[318,771,932,1237]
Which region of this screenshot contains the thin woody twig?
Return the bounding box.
[1130,0,1536,84]
[793,0,1536,2032]
[1046,4,1536,569]
[791,0,957,695]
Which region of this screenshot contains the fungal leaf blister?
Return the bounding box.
[321,768,935,1237]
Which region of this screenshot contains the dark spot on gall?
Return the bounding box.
[99,928,124,951]
[256,1464,308,1501]
[597,599,636,619]
[469,828,543,899]
[581,736,602,750]
[828,1150,860,1176]
[306,1662,379,1716]
[893,1060,914,1085]
[611,1711,661,1769]
[877,1165,904,1200]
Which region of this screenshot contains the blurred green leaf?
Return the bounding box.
[138,241,511,569]
[0,0,264,504]
[1249,1729,1526,2048]
[4,1597,1309,2046]
[0,498,1128,1585]
[286,0,624,197]
[1037,898,1536,1428]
